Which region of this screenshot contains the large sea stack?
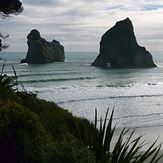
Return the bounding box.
[92,18,156,68]
[21,29,65,64]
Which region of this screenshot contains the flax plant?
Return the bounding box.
[90,108,162,163]
[0,62,18,96]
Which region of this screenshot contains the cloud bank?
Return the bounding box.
[1,0,163,52]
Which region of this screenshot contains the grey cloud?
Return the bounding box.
[22,0,61,6]
[142,4,163,11]
[106,5,123,11]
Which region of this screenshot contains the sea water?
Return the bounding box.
[1,51,163,128]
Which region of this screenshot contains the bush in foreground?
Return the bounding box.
[0,100,54,163]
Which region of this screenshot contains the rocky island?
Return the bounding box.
[21,29,65,64]
[92,18,156,68]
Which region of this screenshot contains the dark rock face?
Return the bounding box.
[21,29,65,64]
[92,18,156,68]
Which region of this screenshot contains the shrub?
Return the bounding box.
[0,97,96,162]
[0,101,54,163]
[53,133,95,163]
[18,92,97,145]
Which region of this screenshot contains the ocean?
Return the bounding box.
[1,51,163,128]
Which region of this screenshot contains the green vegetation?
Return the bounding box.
[0,67,96,162]
[89,109,163,163]
[0,101,54,162]
[0,0,23,51]
[0,69,162,162]
[0,0,23,15]
[0,63,18,99]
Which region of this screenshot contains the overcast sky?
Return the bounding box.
[1,0,163,52]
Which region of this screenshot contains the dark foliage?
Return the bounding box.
[17,91,97,146]
[0,0,23,50]
[0,0,23,15]
[89,109,163,163]
[0,71,96,162]
[0,101,54,163]
[0,64,18,99]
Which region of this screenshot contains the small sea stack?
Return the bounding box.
[92,18,157,68]
[21,29,65,64]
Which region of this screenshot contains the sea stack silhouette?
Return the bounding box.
[92,18,157,68]
[21,29,65,64]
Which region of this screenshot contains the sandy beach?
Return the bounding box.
[112,125,163,163]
